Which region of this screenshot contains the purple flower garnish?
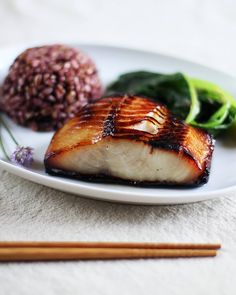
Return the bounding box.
[10,146,34,167]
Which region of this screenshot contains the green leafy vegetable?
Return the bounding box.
[106,71,236,135]
[191,79,236,134]
[106,71,199,121]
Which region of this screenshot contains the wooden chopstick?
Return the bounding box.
[0,247,217,261]
[0,241,221,250]
[0,242,221,261]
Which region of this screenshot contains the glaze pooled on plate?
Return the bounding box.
[44,95,214,186]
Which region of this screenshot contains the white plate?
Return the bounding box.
[1,43,236,205]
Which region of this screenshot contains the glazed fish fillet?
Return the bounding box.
[45,95,214,186]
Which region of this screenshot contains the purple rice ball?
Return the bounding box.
[0,44,103,131]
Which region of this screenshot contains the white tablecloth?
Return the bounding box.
[0,0,236,294]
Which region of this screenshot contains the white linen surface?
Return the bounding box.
[0,0,236,294]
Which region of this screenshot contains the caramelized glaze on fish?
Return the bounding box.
[45,95,214,186]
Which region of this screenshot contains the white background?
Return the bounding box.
[0,0,236,294]
[1,0,236,74]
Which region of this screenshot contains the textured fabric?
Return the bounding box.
[1,171,236,294]
[0,0,236,294]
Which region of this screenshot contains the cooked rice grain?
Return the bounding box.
[0,44,103,131]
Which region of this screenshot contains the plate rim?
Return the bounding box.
[1,41,236,81]
[0,159,235,205]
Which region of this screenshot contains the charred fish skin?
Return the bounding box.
[45,95,214,186]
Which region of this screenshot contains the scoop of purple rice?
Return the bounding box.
[0,44,103,131]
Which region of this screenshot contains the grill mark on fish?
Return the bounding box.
[102,105,117,136]
[144,116,163,126]
[102,95,133,137]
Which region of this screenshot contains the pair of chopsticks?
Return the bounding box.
[0,242,221,261]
